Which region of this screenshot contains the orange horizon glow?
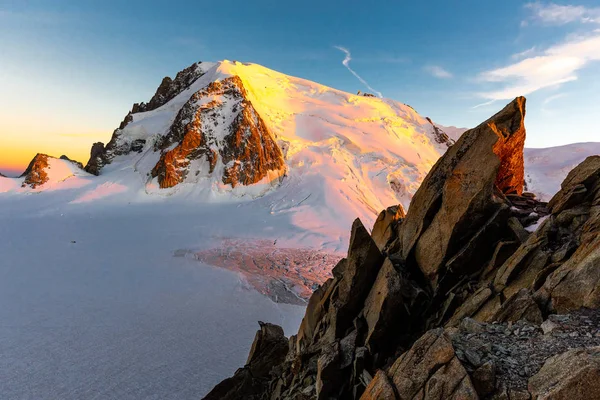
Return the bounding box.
[0,129,111,176]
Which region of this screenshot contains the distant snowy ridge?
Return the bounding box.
[525,142,600,201]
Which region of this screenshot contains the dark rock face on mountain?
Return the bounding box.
[152,76,285,188]
[20,153,50,188]
[137,62,207,113]
[84,62,208,176]
[203,97,600,400]
[85,142,106,176]
[425,117,455,148]
[83,63,286,190]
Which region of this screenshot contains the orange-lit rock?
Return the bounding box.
[20,153,50,188]
[152,76,286,189]
[400,97,526,285]
[491,96,526,195]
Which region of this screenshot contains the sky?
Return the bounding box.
[1,0,599,176]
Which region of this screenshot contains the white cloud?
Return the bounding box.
[476,31,600,101]
[334,46,383,98]
[524,2,600,25]
[424,65,453,79]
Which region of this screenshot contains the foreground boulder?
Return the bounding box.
[203,97,600,399]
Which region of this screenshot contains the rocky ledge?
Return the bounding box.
[203,97,600,400]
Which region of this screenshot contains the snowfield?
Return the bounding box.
[0,194,306,399]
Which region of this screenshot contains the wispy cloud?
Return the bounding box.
[334,46,383,98]
[424,65,453,79]
[541,92,568,115]
[475,2,600,104]
[542,92,567,105]
[524,2,600,25]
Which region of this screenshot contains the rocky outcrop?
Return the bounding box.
[20,153,86,188]
[138,62,208,113]
[204,96,600,400]
[401,97,525,289]
[425,117,455,148]
[85,142,106,176]
[203,322,289,400]
[371,205,405,254]
[151,76,286,188]
[20,153,50,188]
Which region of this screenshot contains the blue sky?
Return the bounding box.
[1,0,599,173]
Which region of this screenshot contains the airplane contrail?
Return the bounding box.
[334,46,383,98]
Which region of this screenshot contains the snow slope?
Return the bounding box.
[524,142,600,201]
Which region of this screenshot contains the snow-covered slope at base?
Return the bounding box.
[525,142,600,201]
[0,195,305,399]
[101,60,450,232]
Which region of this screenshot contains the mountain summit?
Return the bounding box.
[83,60,453,211]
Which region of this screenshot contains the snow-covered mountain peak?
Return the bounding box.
[81,60,453,216]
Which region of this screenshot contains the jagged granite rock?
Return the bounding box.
[400,97,525,288]
[151,76,286,188]
[202,98,600,400]
[387,328,478,400]
[360,370,396,400]
[371,205,405,254]
[20,153,50,188]
[139,62,207,112]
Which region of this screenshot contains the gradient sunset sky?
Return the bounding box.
[1,0,599,176]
